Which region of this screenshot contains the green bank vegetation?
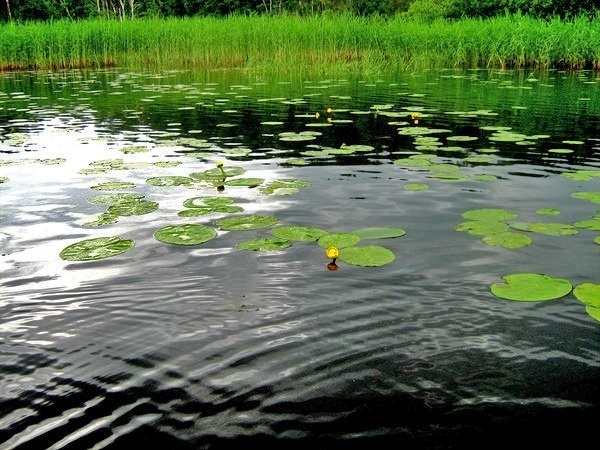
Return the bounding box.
[0,13,598,72]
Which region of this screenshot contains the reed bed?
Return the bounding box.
[0,14,598,72]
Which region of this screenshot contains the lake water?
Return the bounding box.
[1,68,599,449]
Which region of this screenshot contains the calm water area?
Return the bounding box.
[1,67,599,449]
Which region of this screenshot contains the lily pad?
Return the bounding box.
[404,183,429,191]
[574,219,600,231]
[191,166,246,180]
[571,191,600,204]
[573,283,600,307]
[317,232,361,249]
[108,200,159,216]
[215,215,279,231]
[510,222,579,236]
[352,227,406,240]
[154,224,217,245]
[271,226,328,241]
[259,179,311,195]
[236,238,291,251]
[462,208,519,221]
[60,236,135,261]
[278,131,318,142]
[224,177,264,187]
[536,208,561,216]
[491,273,573,301]
[146,176,193,186]
[456,221,509,235]
[82,212,119,227]
[183,196,234,208]
[482,232,532,249]
[90,181,136,191]
[87,192,144,205]
[338,245,395,267]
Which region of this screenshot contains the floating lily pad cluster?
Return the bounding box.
[62,158,404,267]
[491,273,600,322]
[457,206,600,249]
[235,225,403,267]
[394,154,496,183]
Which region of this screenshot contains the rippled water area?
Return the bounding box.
[1,68,599,449]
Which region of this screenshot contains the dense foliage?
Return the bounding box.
[1,0,598,22]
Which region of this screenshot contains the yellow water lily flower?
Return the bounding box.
[216,161,224,167]
[326,107,333,113]
[315,112,320,119]
[326,246,339,259]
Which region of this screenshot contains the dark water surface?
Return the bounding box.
[1,68,599,449]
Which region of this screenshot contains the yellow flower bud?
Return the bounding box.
[326,246,339,259]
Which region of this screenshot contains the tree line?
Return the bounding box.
[1,0,598,22]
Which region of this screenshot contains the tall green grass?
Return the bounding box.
[0,14,598,72]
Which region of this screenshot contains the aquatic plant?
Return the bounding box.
[0,14,598,72]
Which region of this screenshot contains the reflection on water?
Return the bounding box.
[1,68,599,449]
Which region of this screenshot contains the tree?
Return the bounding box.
[4,0,12,21]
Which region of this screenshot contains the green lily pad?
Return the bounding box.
[215,215,279,231]
[178,205,243,216]
[548,148,574,154]
[429,163,460,173]
[146,176,193,186]
[574,219,600,231]
[583,305,600,321]
[224,177,264,187]
[338,144,375,152]
[456,221,510,235]
[465,156,493,164]
[571,191,600,204]
[394,158,433,168]
[107,200,159,216]
[491,273,573,301]
[447,135,478,142]
[595,236,600,245]
[317,232,361,249]
[191,166,246,180]
[259,179,311,195]
[352,227,406,240]
[82,212,119,227]
[183,196,235,208]
[428,172,469,181]
[271,226,328,242]
[154,161,182,168]
[338,245,395,267]
[462,208,519,221]
[536,208,561,216]
[510,222,579,236]
[404,183,429,191]
[482,232,532,248]
[282,158,309,166]
[154,224,217,245]
[87,192,144,205]
[236,238,291,251]
[471,174,498,181]
[60,236,135,261]
[573,283,600,308]
[561,170,600,181]
[278,131,318,142]
[90,181,136,191]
